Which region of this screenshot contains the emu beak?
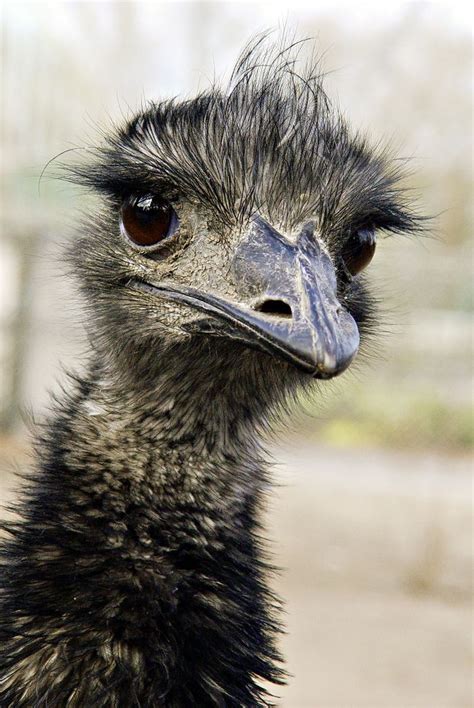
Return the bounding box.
[135,217,359,378]
[228,217,360,377]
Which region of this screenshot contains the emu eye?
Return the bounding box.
[120,195,178,248]
[342,227,377,275]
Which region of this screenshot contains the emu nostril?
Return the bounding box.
[255,299,293,318]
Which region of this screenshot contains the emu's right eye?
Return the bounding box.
[341,227,377,276]
[120,195,178,248]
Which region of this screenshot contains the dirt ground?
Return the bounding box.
[266,442,472,708]
[0,437,472,708]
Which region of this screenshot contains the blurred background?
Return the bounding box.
[0,2,472,706]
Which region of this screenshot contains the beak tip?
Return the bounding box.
[311,334,360,379]
[322,351,337,372]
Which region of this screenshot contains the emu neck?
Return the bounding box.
[60,352,270,522]
[2,346,286,704]
[39,336,294,558]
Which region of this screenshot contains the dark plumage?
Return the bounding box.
[0,37,418,706]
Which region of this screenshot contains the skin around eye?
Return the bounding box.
[342,228,377,275]
[120,195,179,248]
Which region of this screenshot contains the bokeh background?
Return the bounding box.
[0,2,472,706]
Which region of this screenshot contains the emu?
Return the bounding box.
[0,38,417,706]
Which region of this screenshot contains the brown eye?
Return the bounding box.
[120,195,178,248]
[342,228,377,275]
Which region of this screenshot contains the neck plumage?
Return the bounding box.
[1,345,289,707]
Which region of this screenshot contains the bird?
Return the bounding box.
[0,37,418,707]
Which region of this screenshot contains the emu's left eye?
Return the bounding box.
[120,195,178,248]
[341,228,377,275]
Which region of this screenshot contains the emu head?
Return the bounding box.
[69,40,417,394]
